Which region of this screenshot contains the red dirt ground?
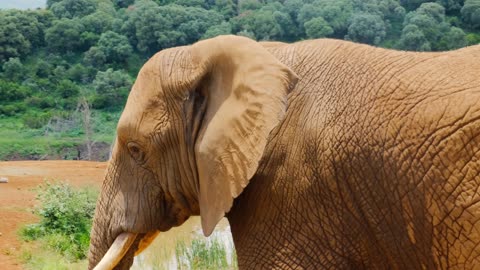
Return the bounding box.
[0,160,107,270]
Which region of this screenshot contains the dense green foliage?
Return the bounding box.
[0,0,479,159]
[20,182,98,261]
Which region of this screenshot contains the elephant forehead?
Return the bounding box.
[117,91,171,142]
[117,108,171,142]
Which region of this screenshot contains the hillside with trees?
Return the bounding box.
[1,0,479,160]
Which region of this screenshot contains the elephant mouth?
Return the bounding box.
[93,230,160,270]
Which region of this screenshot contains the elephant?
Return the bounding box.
[88,35,480,269]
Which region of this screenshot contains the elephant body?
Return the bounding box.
[229,40,480,269]
[88,36,480,270]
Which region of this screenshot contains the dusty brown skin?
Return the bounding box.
[88,35,480,269]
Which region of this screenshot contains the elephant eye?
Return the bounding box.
[127,142,145,164]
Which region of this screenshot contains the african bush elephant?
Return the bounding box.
[88,35,480,269]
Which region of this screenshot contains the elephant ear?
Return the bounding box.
[185,36,297,236]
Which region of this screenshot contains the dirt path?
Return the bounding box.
[0,161,107,270]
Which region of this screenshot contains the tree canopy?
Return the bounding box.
[0,0,478,119]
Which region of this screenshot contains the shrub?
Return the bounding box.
[466,32,480,45]
[25,95,56,109]
[22,111,52,129]
[0,80,31,102]
[56,79,79,98]
[21,182,98,261]
[0,103,26,116]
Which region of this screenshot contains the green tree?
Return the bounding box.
[239,0,262,12]
[236,30,256,39]
[283,0,303,21]
[56,79,79,98]
[5,10,46,48]
[113,0,135,8]
[298,0,353,37]
[0,10,48,62]
[436,0,464,12]
[304,17,334,39]
[52,66,68,82]
[0,80,30,102]
[346,13,386,45]
[50,0,97,19]
[92,69,132,109]
[400,0,431,11]
[121,0,172,53]
[232,3,295,41]
[47,0,63,8]
[84,46,107,67]
[171,5,224,44]
[248,9,283,40]
[35,60,53,78]
[175,0,205,7]
[466,32,480,45]
[45,18,85,52]
[67,64,90,83]
[414,2,447,22]
[462,0,480,29]
[438,26,468,50]
[0,23,30,63]
[274,10,298,41]
[213,0,236,18]
[80,12,114,36]
[399,3,456,50]
[352,0,405,22]
[122,1,223,53]
[2,57,26,81]
[398,24,431,51]
[202,22,232,39]
[93,31,133,63]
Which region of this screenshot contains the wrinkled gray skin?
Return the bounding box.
[89,36,480,269]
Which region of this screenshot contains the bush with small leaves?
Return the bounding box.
[20,182,98,260]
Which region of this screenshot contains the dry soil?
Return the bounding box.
[0,160,106,270]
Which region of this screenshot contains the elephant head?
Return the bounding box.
[88,35,298,270]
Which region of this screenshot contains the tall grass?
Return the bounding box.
[175,236,238,270]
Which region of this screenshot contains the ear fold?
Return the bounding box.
[188,36,298,236]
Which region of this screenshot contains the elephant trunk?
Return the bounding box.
[88,194,115,269]
[88,195,140,270]
[88,160,161,270]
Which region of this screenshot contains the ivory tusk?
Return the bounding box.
[93,232,138,270]
[135,230,160,256]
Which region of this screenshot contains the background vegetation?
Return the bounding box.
[19,182,97,269]
[1,0,479,160]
